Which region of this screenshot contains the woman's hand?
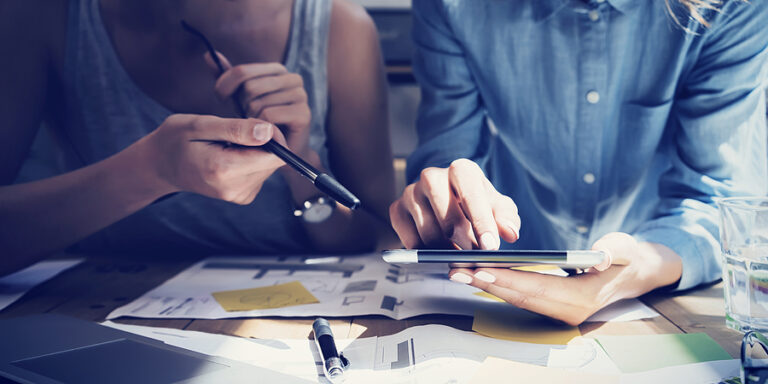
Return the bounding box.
[137,114,286,204]
[205,52,312,157]
[390,159,521,250]
[448,232,683,326]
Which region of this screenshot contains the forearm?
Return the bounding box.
[0,141,174,274]
[279,150,383,253]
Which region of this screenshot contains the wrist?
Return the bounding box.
[115,135,180,200]
[634,241,683,290]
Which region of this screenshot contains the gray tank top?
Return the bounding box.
[20,0,332,255]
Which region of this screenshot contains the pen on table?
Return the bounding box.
[383,249,630,268]
[312,318,349,383]
[180,21,361,210]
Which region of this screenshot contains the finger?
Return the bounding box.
[241,73,303,101]
[191,116,275,146]
[469,267,600,308]
[417,168,474,250]
[246,87,307,118]
[258,104,311,134]
[448,159,499,250]
[448,268,476,284]
[403,183,450,247]
[591,232,635,271]
[449,268,591,325]
[389,200,423,249]
[487,179,521,243]
[215,63,289,98]
[203,50,233,74]
[481,283,590,326]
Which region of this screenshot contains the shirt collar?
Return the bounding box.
[533,0,639,22]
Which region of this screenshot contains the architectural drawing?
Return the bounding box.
[342,280,377,293]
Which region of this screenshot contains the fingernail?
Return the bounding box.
[497,218,520,242]
[450,273,473,284]
[480,232,499,250]
[252,123,272,141]
[509,224,520,241]
[474,271,496,283]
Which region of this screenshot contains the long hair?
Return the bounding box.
[666,0,723,28]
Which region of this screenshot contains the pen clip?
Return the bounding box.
[340,353,350,369]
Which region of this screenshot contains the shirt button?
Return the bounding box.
[577,225,589,234]
[589,10,600,21]
[583,173,596,184]
[586,90,600,104]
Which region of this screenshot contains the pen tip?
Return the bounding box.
[314,174,361,210]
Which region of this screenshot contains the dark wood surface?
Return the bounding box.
[0,255,743,360]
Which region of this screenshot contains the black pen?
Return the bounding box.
[181,21,361,210]
[312,318,349,383]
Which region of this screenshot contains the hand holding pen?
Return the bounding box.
[137,114,288,204]
[181,21,360,209]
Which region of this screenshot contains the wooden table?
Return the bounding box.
[0,254,745,360]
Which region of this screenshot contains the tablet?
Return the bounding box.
[382,249,605,269]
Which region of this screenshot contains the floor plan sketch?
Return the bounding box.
[342,296,365,306]
[108,254,659,322]
[343,280,377,293]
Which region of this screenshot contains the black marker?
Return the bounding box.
[312,318,349,383]
[181,21,360,210]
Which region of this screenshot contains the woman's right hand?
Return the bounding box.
[389,158,521,250]
[134,114,285,204]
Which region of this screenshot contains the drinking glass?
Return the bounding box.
[719,197,768,332]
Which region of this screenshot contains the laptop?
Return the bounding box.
[0,314,310,384]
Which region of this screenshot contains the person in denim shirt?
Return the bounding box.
[390,0,768,325]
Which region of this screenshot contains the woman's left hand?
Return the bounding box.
[205,52,312,157]
[448,232,683,326]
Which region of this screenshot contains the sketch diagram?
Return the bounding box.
[342,296,365,306]
[203,261,364,279]
[381,296,404,311]
[391,339,414,369]
[385,266,426,284]
[343,280,377,293]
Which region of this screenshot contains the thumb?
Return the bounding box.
[194,116,275,147]
[591,232,636,271]
[203,50,233,74]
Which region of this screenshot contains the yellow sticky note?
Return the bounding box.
[212,281,319,312]
[469,357,619,384]
[472,308,581,345]
[512,265,563,272]
[474,291,505,302]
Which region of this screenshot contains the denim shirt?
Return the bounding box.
[408,0,768,290]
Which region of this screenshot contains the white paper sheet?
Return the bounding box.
[0,259,83,311]
[620,359,740,384]
[586,299,659,322]
[103,322,604,384]
[107,254,657,322]
[103,321,738,384]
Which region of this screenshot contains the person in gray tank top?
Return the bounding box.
[0,0,395,276]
